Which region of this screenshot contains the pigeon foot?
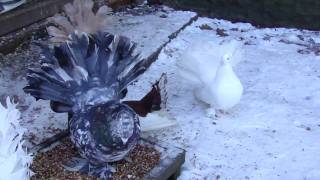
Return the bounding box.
[63,157,115,180]
[205,108,216,119]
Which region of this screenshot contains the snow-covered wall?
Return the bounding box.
[159,0,320,30]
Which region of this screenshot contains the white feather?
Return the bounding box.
[0,97,33,180]
[178,41,220,86]
[140,111,176,132]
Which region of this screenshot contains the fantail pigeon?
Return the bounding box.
[25,30,146,179]
[24,0,173,179]
[178,40,243,116]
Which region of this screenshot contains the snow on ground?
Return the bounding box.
[125,17,320,180]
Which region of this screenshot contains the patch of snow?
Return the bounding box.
[126,17,320,179]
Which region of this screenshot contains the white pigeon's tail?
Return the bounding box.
[177,41,220,86]
[47,0,113,44]
[178,40,243,85]
[140,111,177,132]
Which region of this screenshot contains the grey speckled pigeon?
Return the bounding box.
[24,31,148,179]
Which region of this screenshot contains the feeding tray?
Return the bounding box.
[31,131,185,180]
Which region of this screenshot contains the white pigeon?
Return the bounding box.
[211,54,243,111]
[178,40,243,116]
[0,97,33,180]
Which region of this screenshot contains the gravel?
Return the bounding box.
[31,138,161,179]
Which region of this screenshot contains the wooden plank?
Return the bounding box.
[143,138,186,180]
[0,0,72,36]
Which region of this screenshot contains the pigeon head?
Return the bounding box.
[70,101,140,164]
[220,40,243,67]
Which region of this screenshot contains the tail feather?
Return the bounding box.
[119,59,146,90]
[178,40,243,86]
[24,32,147,113]
[47,26,70,39]
[24,88,69,105]
[25,69,73,105]
[123,73,168,117]
[157,73,168,109]
[49,16,74,34]
[65,33,91,68]
[98,34,144,90]
[27,68,68,88]
[47,0,113,44]
[50,101,73,113]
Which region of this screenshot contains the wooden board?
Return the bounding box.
[0,0,72,36]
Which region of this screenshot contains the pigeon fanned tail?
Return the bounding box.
[24,32,147,113]
[47,0,113,44]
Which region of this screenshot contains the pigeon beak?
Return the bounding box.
[222,54,231,65]
[223,54,231,61]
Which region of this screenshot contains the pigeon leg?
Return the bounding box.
[67,112,73,130]
[218,109,230,115]
[193,87,209,104]
[62,157,90,173]
[205,108,217,119]
[124,156,133,163]
[88,163,116,180]
[63,157,116,179]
